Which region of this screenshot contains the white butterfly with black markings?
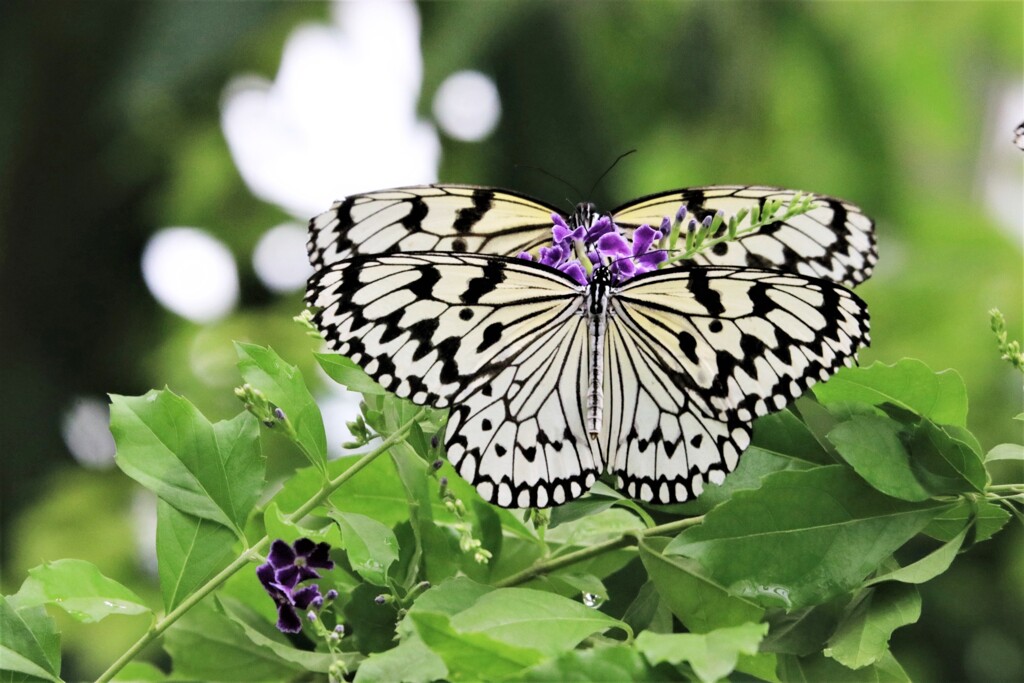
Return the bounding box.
[306,185,874,507]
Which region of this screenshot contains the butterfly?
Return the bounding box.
[306,185,874,507]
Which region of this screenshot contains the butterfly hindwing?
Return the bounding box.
[601,266,869,504]
[307,253,600,507]
[308,185,560,271]
[612,186,877,287]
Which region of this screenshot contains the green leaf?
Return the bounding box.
[235,342,327,471]
[666,467,950,608]
[638,538,764,633]
[544,508,645,548]
[751,408,835,466]
[218,595,351,674]
[908,420,987,494]
[448,587,629,656]
[762,595,852,656]
[165,596,304,681]
[986,443,1024,462]
[315,352,386,395]
[516,644,658,682]
[922,500,1009,543]
[868,525,968,586]
[824,583,920,669]
[735,652,781,682]
[678,448,816,516]
[354,636,447,683]
[344,583,401,654]
[330,511,400,586]
[13,559,149,623]
[813,359,968,427]
[409,611,544,681]
[111,391,264,533]
[156,500,237,612]
[274,456,421,527]
[636,622,768,683]
[263,501,343,549]
[0,596,61,682]
[778,650,911,682]
[827,416,931,501]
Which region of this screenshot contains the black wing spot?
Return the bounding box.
[462,259,506,305]
[452,237,468,252]
[678,330,700,365]
[712,242,728,256]
[478,322,504,352]
[459,308,474,321]
[690,434,704,448]
[481,419,493,431]
[453,189,493,234]
[708,320,723,333]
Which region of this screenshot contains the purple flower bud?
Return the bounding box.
[374,594,387,605]
[325,589,338,601]
[676,205,688,222]
[334,624,345,634]
[517,251,533,261]
[660,216,671,233]
[439,476,448,486]
[687,218,699,233]
[430,435,439,448]
[307,610,317,622]
[274,407,286,421]
[701,215,713,228]
[432,458,444,470]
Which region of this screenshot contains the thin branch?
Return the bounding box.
[495,514,704,588]
[94,407,429,683]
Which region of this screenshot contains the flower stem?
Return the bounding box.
[494,514,704,588]
[94,407,428,683]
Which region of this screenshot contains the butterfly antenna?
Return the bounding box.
[513,163,584,208]
[586,149,637,200]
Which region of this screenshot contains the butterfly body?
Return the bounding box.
[307,184,876,507]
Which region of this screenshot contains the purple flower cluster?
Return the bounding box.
[518,213,668,285]
[257,538,336,633]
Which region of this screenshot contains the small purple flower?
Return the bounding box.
[518,205,679,285]
[257,538,335,633]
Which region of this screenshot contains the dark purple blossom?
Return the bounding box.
[257,538,335,633]
[517,207,679,285]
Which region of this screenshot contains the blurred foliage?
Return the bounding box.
[0,1,1020,681]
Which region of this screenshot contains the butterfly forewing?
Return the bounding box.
[308,253,600,507]
[612,186,877,287]
[308,185,560,271]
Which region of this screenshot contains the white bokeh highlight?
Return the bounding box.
[221,0,440,218]
[433,70,502,141]
[142,228,239,322]
[253,223,313,293]
[61,396,116,469]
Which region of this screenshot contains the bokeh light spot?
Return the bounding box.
[142,227,239,323]
[253,223,313,293]
[432,70,501,142]
[61,396,116,469]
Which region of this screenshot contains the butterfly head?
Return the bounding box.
[570,202,602,231]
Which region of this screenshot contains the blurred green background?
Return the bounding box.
[1,1,1021,680]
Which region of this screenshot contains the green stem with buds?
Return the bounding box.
[94,407,429,683]
[495,514,705,588]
